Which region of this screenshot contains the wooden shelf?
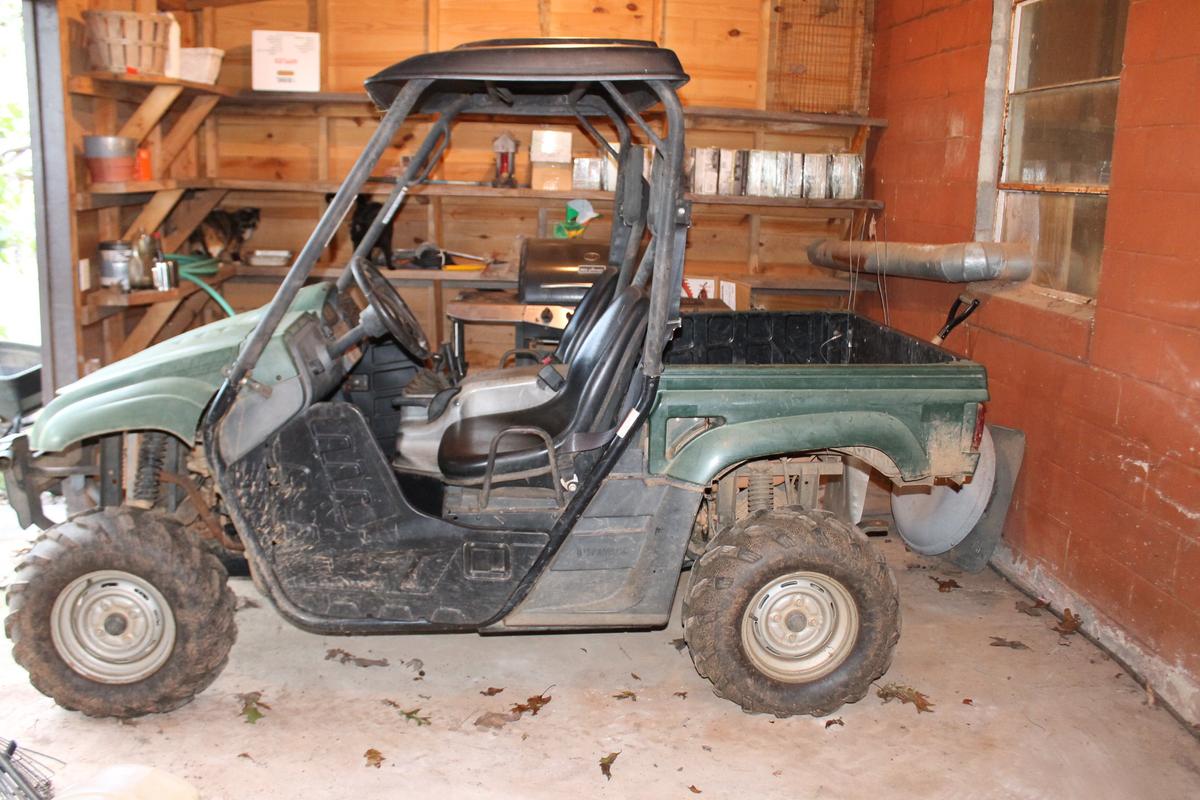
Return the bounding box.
[216,92,887,132]
[86,265,237,309]
[88,179,192,195]
[69,72,238,99]
[235,263,517,287]
[78,177,881,214]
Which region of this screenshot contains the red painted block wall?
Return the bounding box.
[864,0,1200,677]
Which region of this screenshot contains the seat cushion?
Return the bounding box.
[437,407,568,481]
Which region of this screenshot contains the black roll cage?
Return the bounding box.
[199,54,691,627]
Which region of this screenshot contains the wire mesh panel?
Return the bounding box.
[768,0,874,115]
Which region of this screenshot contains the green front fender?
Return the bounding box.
[30,376,217,452]
[651,411,939,485]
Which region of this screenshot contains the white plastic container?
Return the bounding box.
[179,47,224,84]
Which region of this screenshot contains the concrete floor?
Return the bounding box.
[1,504,1198,799]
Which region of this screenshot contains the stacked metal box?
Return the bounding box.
[686,147,863,200]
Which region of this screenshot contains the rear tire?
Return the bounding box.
[682,508,899,717]
[4,507,236,718]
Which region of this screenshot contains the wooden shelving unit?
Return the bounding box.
[64,40,884,371]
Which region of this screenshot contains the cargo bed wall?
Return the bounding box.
[665,311,959,366]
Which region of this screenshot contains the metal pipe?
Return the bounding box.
[806,239,1034,283]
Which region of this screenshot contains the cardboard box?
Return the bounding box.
[746,150,788,197]
[604,143,655,190]
[718,278,752,311]
[830,154,863,199]
[572,158,605,190]
[785,153,806,198]
[681,276,717,301]
[531,162,573,191]
[689,147,720,195]
[803,153,831,199]
[252,31,320,92]
[531,130,573,164]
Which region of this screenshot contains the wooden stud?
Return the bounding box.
[850,125,870,155]
[158,94,221,173]
[317,117,330,181]
[153,289,212,343]
[202,116,219,178]
[117,85,184,144]
[161,189,229,253]
[101,313,126,364]
[115,300,183,361]
[121,189,187,241]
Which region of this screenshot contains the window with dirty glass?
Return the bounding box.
[995,0,1129,297]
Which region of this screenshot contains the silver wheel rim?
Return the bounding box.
[51,570,176,684]
[740,570,859,683]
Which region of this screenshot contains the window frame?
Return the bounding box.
[988,0,1126,302]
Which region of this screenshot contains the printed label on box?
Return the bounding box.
[252,31,320,92]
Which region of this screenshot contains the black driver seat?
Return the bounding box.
[438,285,649,483]
[555,267,619,363]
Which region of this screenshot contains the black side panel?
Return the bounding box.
[665,311,958,366]
[342,341,420,452]
[226,402,546,630]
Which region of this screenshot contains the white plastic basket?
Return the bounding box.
[179,47,225,85]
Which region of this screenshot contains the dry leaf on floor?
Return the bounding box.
[876,683,935,713]
[824,718,844,729]
[381,699,431,726]
[236,752,255,762]
[325,648,389,668]
[1054,608,1082,636]
[235,596,260,611]
[962,698,974,706]
[480,687,504,696]
[613,690,638,702]
[930,576,962,593]
[475,711,519,730]
[1015,599,1049,616]
[670,638,688,652]
[364,748,385,769]
[599,751,620,780]
[673,691,688,699]
[631,672,641,681]
[688,785,702,794]
[989,636,1030,650]
[235,691,270,724]
[511,691,552,718]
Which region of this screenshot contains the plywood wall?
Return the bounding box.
[197,0,869,111]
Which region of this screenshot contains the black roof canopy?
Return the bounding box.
[364,38,689,115]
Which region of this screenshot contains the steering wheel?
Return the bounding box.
[350,256,432,361]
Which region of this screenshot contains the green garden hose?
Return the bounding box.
[166,253,236,318]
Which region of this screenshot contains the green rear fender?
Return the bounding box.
[30,377,215,452]
[650,411,939,485]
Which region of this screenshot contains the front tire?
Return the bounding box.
[4,507,236,717]
[682,509,899,717]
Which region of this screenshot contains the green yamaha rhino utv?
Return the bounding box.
[1,39,989,719]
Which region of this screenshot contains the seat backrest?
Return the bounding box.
[555,267,619,363]
[546,285,649,439]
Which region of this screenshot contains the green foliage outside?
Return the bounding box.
[0,0,39,346]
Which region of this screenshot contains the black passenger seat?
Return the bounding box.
[437,286,649,483]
